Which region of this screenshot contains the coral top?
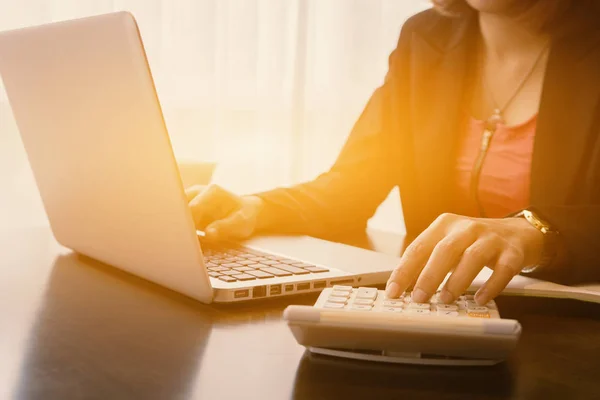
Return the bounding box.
[455,114,537,218]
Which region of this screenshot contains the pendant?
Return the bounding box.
[485,108,504,132]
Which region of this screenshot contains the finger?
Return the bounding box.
[475,247,524,305]
[412,229,477,303]
[439,235,503,303]
[205,210,252,241]
[189,185,240,229]
[385,216,451,298]
[184,185,206,202]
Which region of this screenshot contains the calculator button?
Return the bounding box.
[382,300,404,308]
[327,296,348,304]
[353,298,374,306]
[437,310,459,317]
[351,305,373,311]
[382,307,403,313]
[331,290,351,298]
[436,304,459,312]
[468,311,490,318]
[405,309,431,315]
[323,302,346,309]
[407,302,431,310]
[332,285,352,292]
[467,306,489,313]
[356,288,378,300]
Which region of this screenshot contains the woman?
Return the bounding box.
[186,0,600,305]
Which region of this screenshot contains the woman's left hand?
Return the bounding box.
[385,213,544,305]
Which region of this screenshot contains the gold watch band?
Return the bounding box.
[512,209,559,272]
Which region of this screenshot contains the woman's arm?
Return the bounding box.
[254,27,412,238]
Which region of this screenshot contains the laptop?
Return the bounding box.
[0,12,399,303]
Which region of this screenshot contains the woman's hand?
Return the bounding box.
[185,184,264,241]
[385,213,544,305]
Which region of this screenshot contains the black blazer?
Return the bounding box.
[258,8,600,285]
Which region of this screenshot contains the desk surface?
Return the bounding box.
[1,227,599,400]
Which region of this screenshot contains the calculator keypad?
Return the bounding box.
[320,286,500,319]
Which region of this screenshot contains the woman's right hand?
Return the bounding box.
[185,184,265,241]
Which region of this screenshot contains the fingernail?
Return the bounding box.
[411,288,429,303]
[475,288,488,305]
[439,289,454,304]
[385,282,400,298]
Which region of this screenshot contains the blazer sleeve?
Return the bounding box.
[254,28,412,238]
[529,151,600,284]
[530,206,600,284]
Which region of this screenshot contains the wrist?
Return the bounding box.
[510,217,545,268]
[242,195,267,231]
[510,209,560,273]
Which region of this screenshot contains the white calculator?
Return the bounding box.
[283,286,522,366]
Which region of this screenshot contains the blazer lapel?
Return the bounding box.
[532,29,600,205]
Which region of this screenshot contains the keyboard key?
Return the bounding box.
[303,266,329,273]
[248,263,272,269]
[206,262,218,268]
[218,276,237,283]
[407,302,431,310]
[248,257,267,262]
[208,272,222,278]
[327,296,348,304]
[208,266,229,272]
[222,263,243,268]
[233,266,254,272]
[353,298,374,306]
[220,270,239,276]
[382,300,404,308]
[258,267,293,277]
[351,305,373,311]
[356,288,378,300]
[291,262,316,268]
[323,302,346,309]
[272,264,310,275]
[246,270,274,279]
[258,260,279,266]
[437,310,459,317]
[232,274,256,281]
[237,260,257,266]
[277,259,300,264]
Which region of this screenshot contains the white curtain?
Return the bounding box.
[0,0,430,231]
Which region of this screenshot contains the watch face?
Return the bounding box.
[523,210,551,232]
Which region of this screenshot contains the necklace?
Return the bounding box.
[482,41,550,132]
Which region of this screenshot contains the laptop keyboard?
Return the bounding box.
[202,244,329,283]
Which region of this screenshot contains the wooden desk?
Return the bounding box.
[0,227,599,400]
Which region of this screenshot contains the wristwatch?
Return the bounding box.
[512,209,560,273]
